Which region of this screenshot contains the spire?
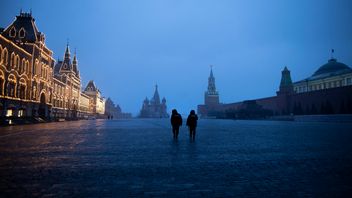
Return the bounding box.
[207,66,217,95]
[72,48,79,76]
[330,49,335,59]
[64,41,70,59]
[210,65,214,78]
[60,43,73,72]
[204,65,220,105]
[73,48,77,62]
[152,84,160,104]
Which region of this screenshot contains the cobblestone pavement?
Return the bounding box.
[1,119,352,197]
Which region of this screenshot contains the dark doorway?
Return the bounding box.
[38,93,46,118]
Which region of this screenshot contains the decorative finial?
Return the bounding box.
[20,8,22,14]
[74,48,77,55]
[331,49,335,59]
[66,38,69,46]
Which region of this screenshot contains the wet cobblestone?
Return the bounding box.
[1,119,352,197]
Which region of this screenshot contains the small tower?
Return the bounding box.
[277,66,294,95]
[204,66,219,106]
[72,49,80,77]
[59,43,73,73]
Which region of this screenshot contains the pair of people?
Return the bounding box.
[170,109,198,140]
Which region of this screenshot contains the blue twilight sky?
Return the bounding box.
[1,0,352,116]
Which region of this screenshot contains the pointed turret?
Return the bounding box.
[72,49,79,77]
[64,43,70,60]
[210,67,214,78]
[59,43,73,73]
[152,85,160,105]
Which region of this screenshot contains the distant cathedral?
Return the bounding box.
[204,66,220,106]
[139,85,169,118]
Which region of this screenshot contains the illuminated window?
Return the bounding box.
[18,109,25,117]
[6,109,13,117]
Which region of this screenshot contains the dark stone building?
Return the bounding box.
[139,85,169,118]
[198,54,352,118]
[105,97,132,119]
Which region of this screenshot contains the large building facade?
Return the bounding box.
[52,44,82,119]
[0,12,107,123]
[83,80,105,116]
[139,85,169,118]
[198,54,352,118]
[0,12,55,119]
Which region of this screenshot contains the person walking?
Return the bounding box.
[170,109,182,139]
[186,110,198,141]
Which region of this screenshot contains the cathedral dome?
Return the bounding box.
[312,58,351,76]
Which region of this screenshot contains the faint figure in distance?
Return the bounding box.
[186,110,198,141]
[170,109,182,139]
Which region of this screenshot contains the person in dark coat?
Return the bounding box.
[170,109,182,139]
[186,110,198,141]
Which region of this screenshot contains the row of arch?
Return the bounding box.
[0,70,28,100]
[52,94,79,109]
[34,58,51,80]
[0,45,30,76]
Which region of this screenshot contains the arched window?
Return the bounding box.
[21,58,26,73]
[34,59,39,74]
[2,48,8,66]
[10,53,15,69]
[19,28,26,38]
[18,78,26,99]
[0,70,4,95]
[9,26,16,38]
[16,55,20,69]
[7,74,16,97]
[25,61,30,73]
[32,84,37,100]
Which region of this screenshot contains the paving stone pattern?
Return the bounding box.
[0,119,352,197]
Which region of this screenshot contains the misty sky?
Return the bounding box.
[1,0,352,116]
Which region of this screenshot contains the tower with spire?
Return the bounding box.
[139,85,169,118]
[277,66,294,95]
[52,43,82,118]
[204,66,220,106]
